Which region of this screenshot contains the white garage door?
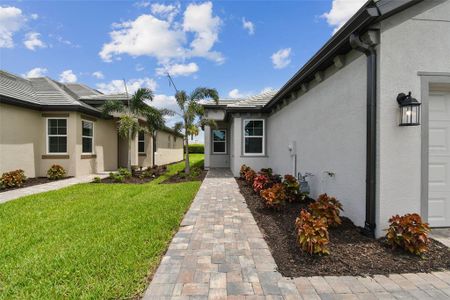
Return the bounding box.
[429,87,450,227]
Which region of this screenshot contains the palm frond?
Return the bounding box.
[190,87,219,103]
[117,115,139,139]
[175,90,188,111]
[101,100,126,117]
[143,106,166,134]
[173,122,183,135]
[130,88,153,114]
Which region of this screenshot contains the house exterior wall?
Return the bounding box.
[208,121,230,168]
[267,50,368,228]
[376,0,450,237]
[138,132,154,168]
[154,130,183,166]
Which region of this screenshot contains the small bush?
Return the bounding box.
[190,166,202,178]
[386,213,430,256]
[187,144,204,154]
[113,175,125,183]
[260,183,287,209]
[0,169,26,189]
[260,168,273,177]
[240,164,251,179]
[92,176,101,183]
[47,165,66,180]
[283,174,302,202]
[308,194,343,227]
[117,168,132,178]
[244,169,256,184]
[253,174,271,194]
[295,210,330,255]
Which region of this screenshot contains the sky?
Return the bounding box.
[0,0,366,143]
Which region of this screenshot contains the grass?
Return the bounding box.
[0,154,204,299]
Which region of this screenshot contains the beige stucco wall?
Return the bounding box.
[138,132,154,168]
[154,130,183,166]
[0,103,42,177]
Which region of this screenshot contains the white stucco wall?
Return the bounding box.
[376,0,450,237]
[154,130,183,166]
[207,121,230,168]
[267,50,368,228]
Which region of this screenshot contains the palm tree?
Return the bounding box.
[175,87,219,174]
[101,88,169,170]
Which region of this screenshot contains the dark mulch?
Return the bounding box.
[236,178,450,277]
[162,169,207,184]
[0,177,72,193]
[97,166,167,184]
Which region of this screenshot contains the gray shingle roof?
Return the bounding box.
[79,93,130,101]
[65,83,101,97]
[0,70,40,104]
[212,90,278,108]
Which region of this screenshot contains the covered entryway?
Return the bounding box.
[428,82,450,227]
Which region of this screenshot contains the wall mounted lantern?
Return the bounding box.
[397,92,421,126]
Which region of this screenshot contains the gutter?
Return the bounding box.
[350,30,379,238]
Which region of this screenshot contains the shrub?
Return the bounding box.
[244,169,256,184]
[0,169,26,189]
[308,194,343,227]
[283,174,302,202]
[190,166,202,178]
[295,210,330,255]
[386,213,430,256]
[47,165,66,180]
[260,168,273,176]
[253,174,271,194]
[186,144,204,154]
[113,175,125,183]
[117,168,132,178]
[92,176,101,183]
[260,183,287,209]
[240,164,251,179]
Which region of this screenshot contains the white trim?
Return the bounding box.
[81,119,94,154]
[138,131,145,154]
[46,117,68,154]
[212,129,227,154]
[243,119,265,156]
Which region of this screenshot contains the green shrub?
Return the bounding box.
[47,165,66,180]
[309,194,343,227]
[190,166,202,177]
[113,175,125,183]
[187,144,204,154]
[386,213,430,256]
[117,168,132,178]
[295,210,330,255]
[0,169,26,189]
[283,174,302,202]
[92,176,101,183]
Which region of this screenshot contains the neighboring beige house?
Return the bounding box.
[0,70,183,178]
[203,0,450,238]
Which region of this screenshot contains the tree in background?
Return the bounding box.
[174,87,219,174]
[101,88,170,170]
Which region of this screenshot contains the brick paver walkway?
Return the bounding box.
[144,169,450,299]
[0,173,109,204]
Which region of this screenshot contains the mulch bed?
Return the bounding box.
[0,177,72,193]
[162,169,207,184]
[236,178,450,277]
[97,166,167,184]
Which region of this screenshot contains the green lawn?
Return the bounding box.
[0,154,204,299]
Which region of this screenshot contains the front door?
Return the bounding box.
[428,84,450,227]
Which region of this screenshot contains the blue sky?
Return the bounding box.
[0,0,365,142]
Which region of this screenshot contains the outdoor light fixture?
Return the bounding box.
[397,92,421,126]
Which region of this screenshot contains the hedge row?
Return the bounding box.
[186,144,204,154]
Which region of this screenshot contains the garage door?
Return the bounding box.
[429,86,450,227]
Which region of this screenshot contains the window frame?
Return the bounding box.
[81,120,94,154]
[212,129,227,154]
[138,131,145,154]
[46,117,68,154]
[243,119,265,156]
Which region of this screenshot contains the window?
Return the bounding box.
[47,118,67,153]
[244,119,264,155]
[82,120,94,153]
[212,130,226,154]
[138,131,145,153]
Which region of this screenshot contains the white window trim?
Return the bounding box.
[138,131,146,154]
[243,119,265,156]
[82,120,94,154]
[212,129,227,154]
[46,117,68,155]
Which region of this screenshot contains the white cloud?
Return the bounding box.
[0,6,26,48]
[271,48,291,69]
[156,62,199,77]
[23,32,46,50]
[100,1,223,66]
[260,87,275,94]
[135,64,145,71]
[151,3,180,23]
[228,89,248,99]
[24,67,47,78]
[59,70,77,83]
[96,77,157,94]
[242,18,255,35]
[183,2,223,63]
[322,0,366,34]
[92,71,104,79]
[30,13,38,20]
